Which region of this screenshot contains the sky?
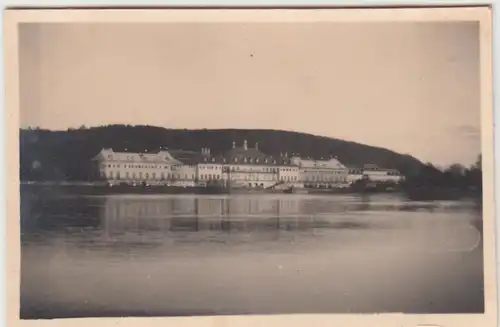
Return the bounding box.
[18,22,481,167]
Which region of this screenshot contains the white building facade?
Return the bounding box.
[92,141,301,188]
[360,164,404,183]
[91,148,181,185]
[92,144,403,188]
[290,156,350,188]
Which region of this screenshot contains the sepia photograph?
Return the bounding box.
[4,6,496,327]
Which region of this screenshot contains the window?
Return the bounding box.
[109,171,114,179]
[126,172,130,179]
[152,173,156,178]
[116,172,121,179]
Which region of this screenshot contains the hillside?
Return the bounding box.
[20,125,426,181]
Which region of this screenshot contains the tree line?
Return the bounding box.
[20,124,426,182]
[401,154,482,195]
[19,125,482,196]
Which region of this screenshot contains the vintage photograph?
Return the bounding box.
[7,7,494,325]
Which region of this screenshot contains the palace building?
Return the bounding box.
[91,141,403,188]
[90,148,181,184]
[359,164,404,183]
[91,140,301,188]
[290,156,350,188]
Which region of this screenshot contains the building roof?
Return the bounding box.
[222,142,293,166]
[169,150,226,165]
[290,156,347,169]
[92,148,181,164]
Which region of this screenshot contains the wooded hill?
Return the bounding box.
[20,124,426,181]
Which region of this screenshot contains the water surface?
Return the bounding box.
[20,192,484,318]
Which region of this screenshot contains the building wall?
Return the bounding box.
[363,170,404,182]
[290,157,349,188]
[278,166,300,183]
[94,149,180,185]
[301,168,349,187]
[98,160,175,185]
[346,170,404,183]
[92,148,403,187]
[197,163,224,184]
[346,173,364,183]
[224,164,299,188]
[171,164,197,187]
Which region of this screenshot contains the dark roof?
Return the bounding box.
[222,146,292,166]
[168,150,204,165]
[169,146,294,166]
[169,150,226,165]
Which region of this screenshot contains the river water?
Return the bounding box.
[20,192,484,319]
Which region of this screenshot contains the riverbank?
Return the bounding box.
[402,186,482,201]
[20,181,395,197]
[20,181,481,201]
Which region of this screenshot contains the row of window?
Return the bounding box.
[103,163,349,175]
[105,164,169,169]
[232,157,276,164]
[199,174,221,180]
[303,176,347,182]
[303,170,347,175]
[102,171,299,182]
[102,171,192,180]
[104,164,300,172]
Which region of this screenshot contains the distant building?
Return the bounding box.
[216,140,299,188]
[346,167,365,183]
[290,156,350,188]
[91,141,301,188]
[360,164,404,183]
[91,148,181,185]
[91,143,403,188]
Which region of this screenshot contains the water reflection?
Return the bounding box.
[21,194,483,250]
[20,193,484,318]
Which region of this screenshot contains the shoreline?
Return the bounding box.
[19,181,481,201]
[20,181,394,195]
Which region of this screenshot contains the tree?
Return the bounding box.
[474,154,482,170]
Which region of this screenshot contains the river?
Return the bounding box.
[20,192,484,318]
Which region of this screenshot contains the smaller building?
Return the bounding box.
[290,156,349,188]
[361,164,404,183]
[346,164,404,184]
[91,148,181,185]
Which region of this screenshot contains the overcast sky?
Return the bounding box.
[19,22,481,166]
